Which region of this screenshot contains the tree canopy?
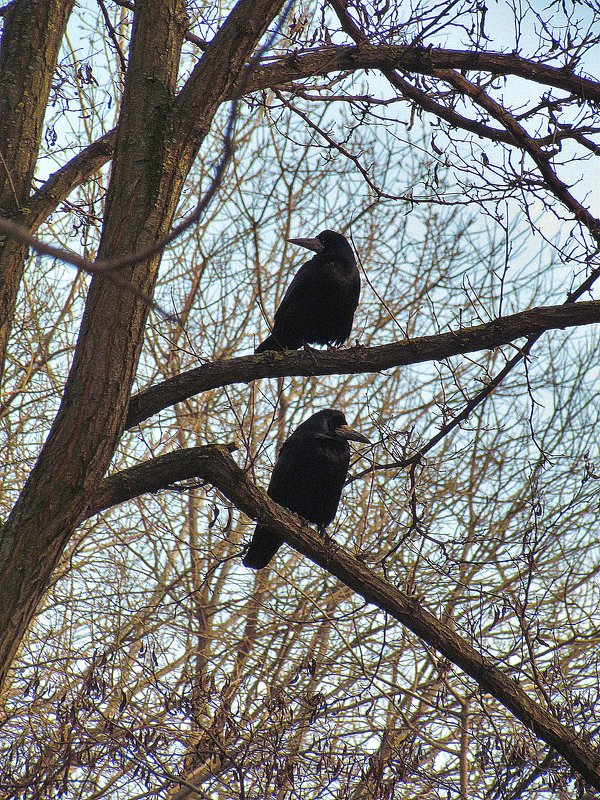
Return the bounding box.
[1,0,599,797]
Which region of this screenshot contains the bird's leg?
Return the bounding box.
[301,341,321,369]
[317,524,332,543]
[317,524,337,567]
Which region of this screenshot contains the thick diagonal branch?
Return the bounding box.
[87,444,600,789]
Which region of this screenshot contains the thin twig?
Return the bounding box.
[97,0,128,76]
[0,215,173,319]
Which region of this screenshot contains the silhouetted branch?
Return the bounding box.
[21,42,600,241]
[125,300,600,429]
[87,443,237,518]
[0,215,172,318]
[244,43,600,104]
[437,69,600,244]
[328,0,600,245]
[87,443,600,789]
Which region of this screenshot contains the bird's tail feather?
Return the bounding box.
[255,334,284,354]
[243,526,282,569]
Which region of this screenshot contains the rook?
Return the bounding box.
[256,230,360,353]
[243,409,369,569]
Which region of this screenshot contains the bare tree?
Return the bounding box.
[1,0,599,797]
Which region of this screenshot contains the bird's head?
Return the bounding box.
[294,409,370,444]
[288,230,356,265]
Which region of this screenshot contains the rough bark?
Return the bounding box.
[87,445,238,518]
[0,0,76,381]
[0,0,287,690]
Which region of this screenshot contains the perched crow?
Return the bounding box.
[243,409,370,570]
[255,230,360,353]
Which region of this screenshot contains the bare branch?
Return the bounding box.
[93,443,600,789]
[27,130,116,231]
[0,214,172,318]
[87,443,238,517]
[125,300,600,429]
[19,41,599,249]
[436,69,600,244]
[97,0,127,76]
[245,43,600,104]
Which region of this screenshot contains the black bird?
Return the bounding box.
[243,409,370,570]
[255,230,360,353]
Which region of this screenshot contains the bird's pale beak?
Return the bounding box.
[288,236,324,253]
[336,424,371,445]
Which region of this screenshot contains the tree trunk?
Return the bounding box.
[0,0,76,382]
[0,0,286,690]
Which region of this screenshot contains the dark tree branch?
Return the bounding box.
[436,69,600,244]
[27,130,116,232]
[95,3,600,103]
[86,444,600,790]
[97,0,128,76]
[328,0,600,243]
[125,301,600,429]
[350,332,539,481]
[0,215,170,318]
[244,43,600,104]
[22,39,600,240]
[87,443,237,518]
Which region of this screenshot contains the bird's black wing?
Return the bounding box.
[277,257,359,330]
[255,260,320,352]
[273,260,320,326]
[269,432,349,527]
[242,437,306,569]
[243,431,351,569]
